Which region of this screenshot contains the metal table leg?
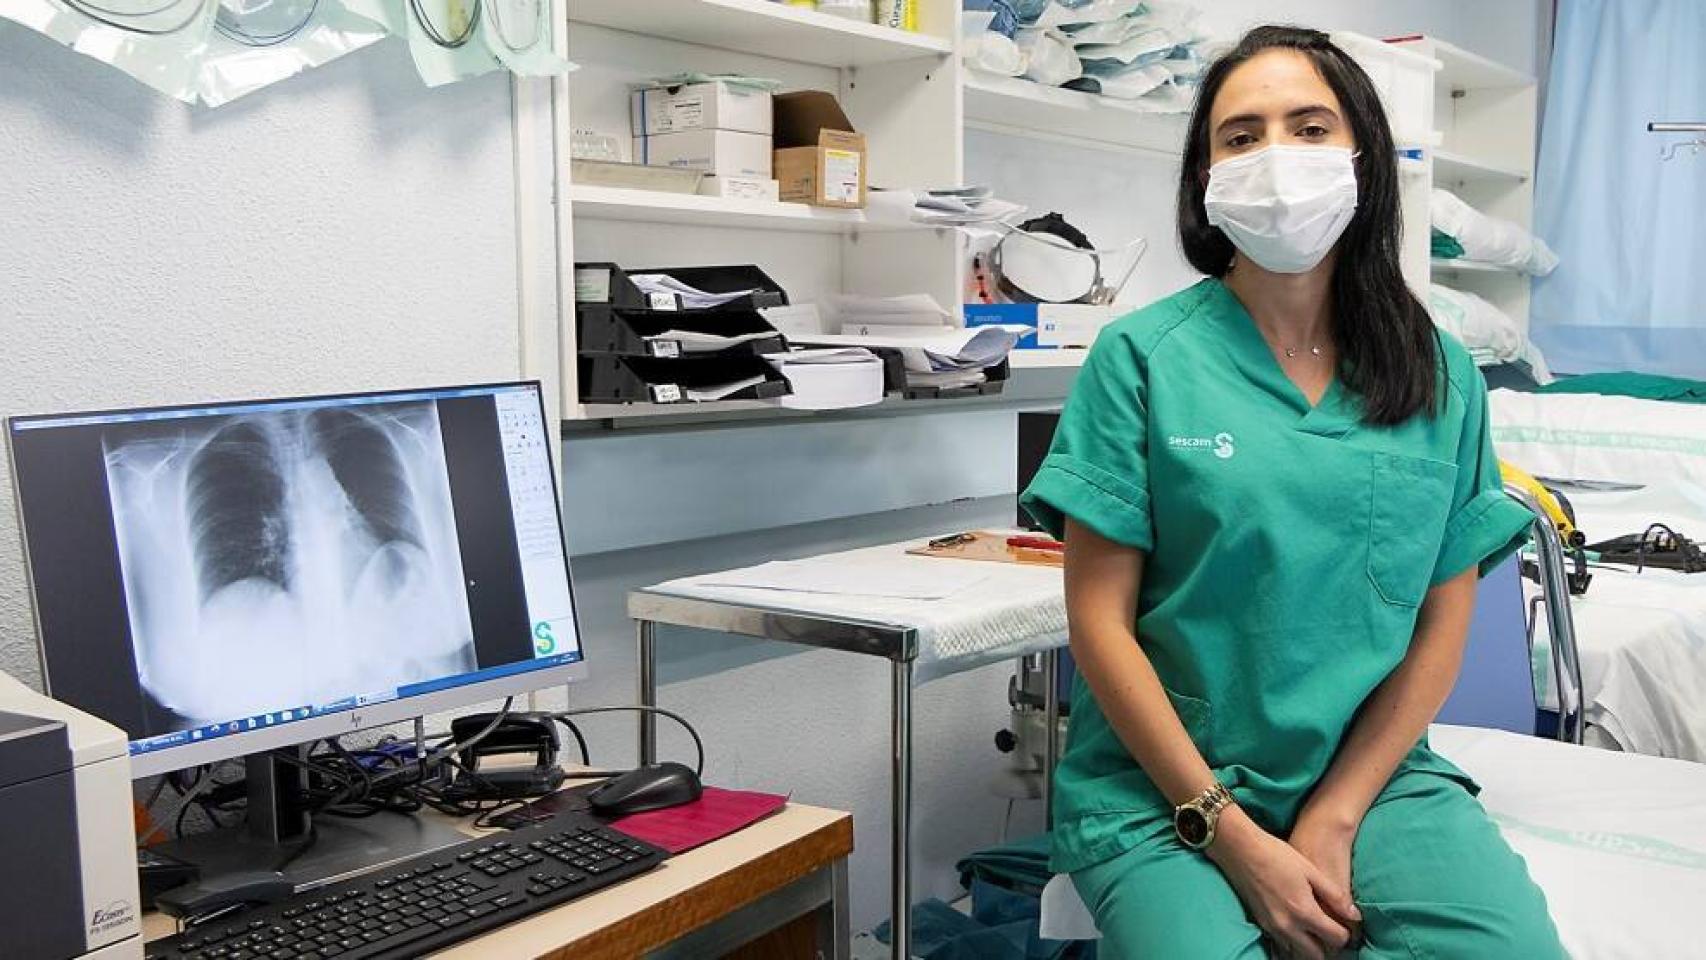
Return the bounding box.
[1042,648,1060,825]
[891,658,913,960]
[821,857,851,960]
[638,619,658,765]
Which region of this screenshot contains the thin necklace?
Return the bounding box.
[1283,345,1325,359]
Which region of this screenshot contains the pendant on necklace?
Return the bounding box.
[1285,346,1324,359]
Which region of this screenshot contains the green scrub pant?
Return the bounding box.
[1072,768,1565,959]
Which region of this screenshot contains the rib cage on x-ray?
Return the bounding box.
[104,402,477,732]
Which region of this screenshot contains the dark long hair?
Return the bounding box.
[1177,25,1437,425]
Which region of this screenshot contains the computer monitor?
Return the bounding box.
[7,381,585,781]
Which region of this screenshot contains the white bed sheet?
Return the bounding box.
[643,537,1067,684]
[1044,728,1706,958]
[1432,725,1706,960]
[1531,486,1706,761]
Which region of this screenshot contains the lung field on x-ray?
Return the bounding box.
[105,401,478,732]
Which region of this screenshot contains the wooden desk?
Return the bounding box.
[145,803,853,960]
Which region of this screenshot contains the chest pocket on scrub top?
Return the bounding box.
[1367,453,1458,607]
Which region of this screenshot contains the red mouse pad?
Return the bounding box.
[609,786,789,854]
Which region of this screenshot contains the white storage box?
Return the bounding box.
[634,130,774,179]
[630,81,774,137]
[698,176,781,202]
[1035,303,1120,348]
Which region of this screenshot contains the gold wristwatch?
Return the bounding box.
[1174,782,1236,850]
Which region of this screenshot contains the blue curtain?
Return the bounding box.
[1531,0,1706,377]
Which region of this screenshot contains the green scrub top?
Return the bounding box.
[1020,278,1533,874]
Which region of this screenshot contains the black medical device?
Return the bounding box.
[445,711,567,801]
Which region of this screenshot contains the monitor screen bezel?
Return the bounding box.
[7,379,587,778]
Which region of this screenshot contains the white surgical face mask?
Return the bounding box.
[1203,145,1359,274]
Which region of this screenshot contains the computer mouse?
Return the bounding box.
[587,762,703,816]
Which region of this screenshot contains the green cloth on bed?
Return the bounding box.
[1431,228,1466,260]
[1537,372,1706,404]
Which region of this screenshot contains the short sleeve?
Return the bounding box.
[1019,332,1154,550]
[1431,373,1533,583]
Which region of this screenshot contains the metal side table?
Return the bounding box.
[628,589,1066,960]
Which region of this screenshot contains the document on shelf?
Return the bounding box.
[826,293,955,328]
[904,369,988,390]
[645,329,777,353]
[865,186,1026,225]
[693,557,990,600]
[683,375,768,402]
[769,347,881,364]
[630,273,757,309]
[802,323,1029,373]
[758,303,826,338]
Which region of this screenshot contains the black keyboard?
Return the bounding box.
[145,815,667,960]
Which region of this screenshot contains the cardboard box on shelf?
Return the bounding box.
[698,176,782,202]
[634,129,773,179]
[773,91,868,209]
[630,81,774,137]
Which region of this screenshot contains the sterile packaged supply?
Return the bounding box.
[571,129,627,162]
[630,80,774,137]
[699,176,782,202]
[635,130,774,179]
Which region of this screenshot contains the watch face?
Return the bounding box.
[1176,808,1210,847]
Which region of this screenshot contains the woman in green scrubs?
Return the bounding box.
[1020,26,1565,960]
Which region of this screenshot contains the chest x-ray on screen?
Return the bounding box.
[102,401,476,727]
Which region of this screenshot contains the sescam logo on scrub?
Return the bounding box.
[1168,433,1237,459]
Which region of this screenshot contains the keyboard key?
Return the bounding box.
[435,913,469,929]
[466,903,498,919]
[526,884,551,896]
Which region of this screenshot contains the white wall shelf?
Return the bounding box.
[1434,149,1529,184]
[1397,36,1533,91]
[565,0,951,68]
[1381,35,1537,332]
[961,72,1188,154]
[568,184,934,235]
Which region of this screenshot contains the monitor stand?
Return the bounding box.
[154,750,469,889]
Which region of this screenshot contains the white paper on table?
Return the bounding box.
[693,558,989,599]
[683,375,768,401]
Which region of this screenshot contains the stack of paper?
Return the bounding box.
[866,186,1027,225]
[765,348,885,410]
[684,376,769,402]
[629,273,758,309]
[794,294,1030,391]
[644,329,778,354]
